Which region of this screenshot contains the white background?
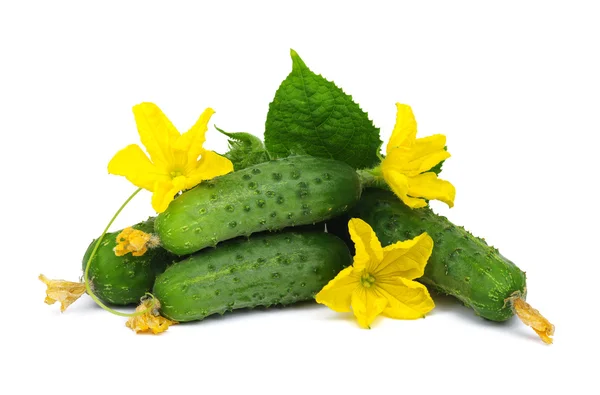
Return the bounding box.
[1,1,598,393]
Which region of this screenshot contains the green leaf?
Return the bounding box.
[216,127,270,171]
[264,49,382,169]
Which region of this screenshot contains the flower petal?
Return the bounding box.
[174,108,215,164]
[381,167,428,208]
[385,144,450,177]
[184,150,234,190]
[315,266,360,313]
[132,102,181,167]
[377,278,435,319]
[410,134,447,161]
[408,172,456,208]
[108,144,162,191]
[39,274,86,312]
[348,218,384,271]
[151,177,186,213]
[386,103,417,153]
[114,227,157,257]
[376,232,434,280]
[407,149,450,176]
[126,298,176,335]
[351,287,388,328]
[511,297,555,345]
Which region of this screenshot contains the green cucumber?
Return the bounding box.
[153,230,352,322]
[82,217,176,305]
[336,189,527,322]
[155,155,361,255]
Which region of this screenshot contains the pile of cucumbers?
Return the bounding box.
[84,155,527,324]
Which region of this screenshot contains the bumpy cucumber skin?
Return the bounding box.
[153,231,352,322]
[341,189,526,322]
[82,218,176,305]
[155,156,361,255]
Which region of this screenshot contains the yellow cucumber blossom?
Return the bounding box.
[126,298,175,335]
[381,103,455,209]
[39,274,86,312]
[113,227,160,257]
[108,102,234,213]
[316,218,435,328]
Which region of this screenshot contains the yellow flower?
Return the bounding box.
[108,102,234,213]
[315,218,435,328]
[381,103,456,209]
[126,298,175,335]
[39,274,86,312]
[509,295,555,344]
[113,227,160,257]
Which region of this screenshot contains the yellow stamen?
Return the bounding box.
[126,298,176,335]
[39,274,86,312]
[510,296,555,344]
[114,227,160,257]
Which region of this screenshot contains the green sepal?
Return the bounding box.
[216,126,270,170]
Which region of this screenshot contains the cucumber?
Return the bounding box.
[82,217,176,305]
[155,155,361,255]
[153,230,352,322]
[335,189,527,322]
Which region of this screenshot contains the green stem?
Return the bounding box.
[357,167,389,191]
[83,188,156,318]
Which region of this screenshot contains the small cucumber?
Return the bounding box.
[82,217,176,305]
[336,189,527,322]
[155,156,361,255]
[153,230,352,322]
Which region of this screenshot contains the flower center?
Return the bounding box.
[169,170,183,179]
[360,272,376,288]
